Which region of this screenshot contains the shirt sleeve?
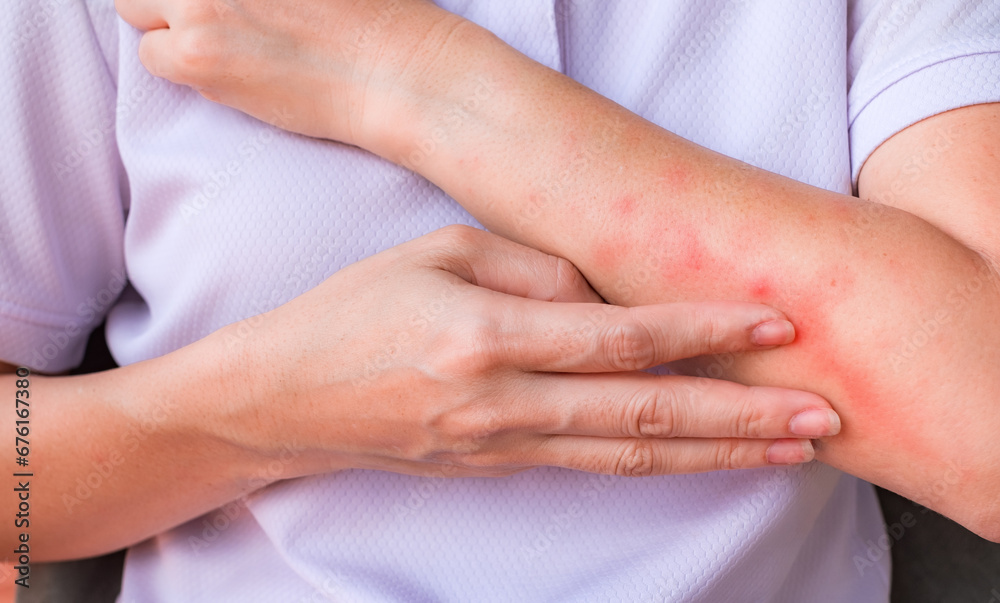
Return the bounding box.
[847,0,1000,186]
[0,0,127,372]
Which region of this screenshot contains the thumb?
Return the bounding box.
[422,225,603,304]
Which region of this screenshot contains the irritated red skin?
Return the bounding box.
[595,190,890,448]
[614,194,637,217]
[676,225,706,272]
[787,297,914,472]
[765,268,937,480]
[639,212,901,459]
[792,300,879,411]
[747,276,773,300]
[660,164,691,191]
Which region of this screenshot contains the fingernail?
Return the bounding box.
[751,319,795,346]
[789,409,841,437]
[766,439,815,464]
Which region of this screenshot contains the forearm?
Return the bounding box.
[109,0,1000,536]
[370,22,1000,535]
[0,325,285,562]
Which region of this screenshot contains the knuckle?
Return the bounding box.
[733,387,767,438]
[173,29,220,75]
[428,224,483,251]
[418,226,483,281]
[695,309,729,355]
[429,317,501,376]
[612,440,658,477]
[713,440,747,471]
[551,256,593,300]
[137,40,165,77]
[600,317,657,371]
[624,386,679,438]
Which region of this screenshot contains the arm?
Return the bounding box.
[391,38,1000,537]
[0,335,279,562]
[2,230,829,561]
[120,1,1000,538]
[383,36,1000,538]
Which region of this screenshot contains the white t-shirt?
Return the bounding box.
[2,0,998,600]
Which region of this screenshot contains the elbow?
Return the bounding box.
[965,492,1000,543]
[929,462,1000,543]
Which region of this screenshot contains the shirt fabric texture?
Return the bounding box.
[2,0,999,601]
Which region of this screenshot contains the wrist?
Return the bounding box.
[127,323,287,490]
[351,8,505,164]
[200,316,355,483]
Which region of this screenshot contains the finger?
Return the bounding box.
[516,373,838,439]
[137,28,204,86]
[534,435,815,476]
[136,27,177,80]
[346,456,530,479]
[420,225,603,304]
[115,0,171,31]
[486,296,794,373]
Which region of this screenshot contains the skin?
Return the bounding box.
[0,228,830,562]
[111,0,1000,541]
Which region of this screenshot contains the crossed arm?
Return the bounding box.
[386,19,1000,526]
[401,30,1000,536]
[119,0,1000,538]
[2,0,997,565]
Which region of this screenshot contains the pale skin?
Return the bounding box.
[113,0,1000,540]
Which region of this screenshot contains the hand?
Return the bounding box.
[220,226,839,479]
[115,0,455,152]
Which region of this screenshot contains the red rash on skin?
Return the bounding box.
[748,276,773,300]
[648,221,746,302]
[660,164,691,191]
[614,194,637,216]
[675,224,705,272]
[627,200,922,472]
[637,213,916,468]
[792,307,931,477]
[784,272,932,474]
[780,287,879,409]
[794,309,876,412]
